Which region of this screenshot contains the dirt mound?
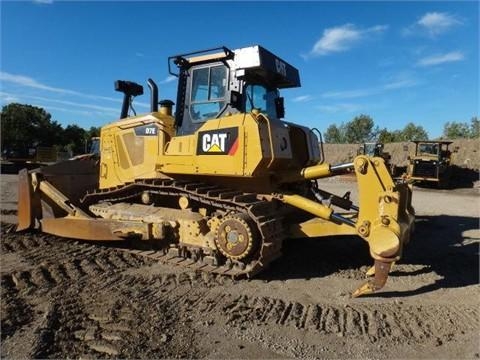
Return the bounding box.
[323,138,480,170]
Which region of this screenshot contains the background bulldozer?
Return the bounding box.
[357,142,397,176]
[17,45,415,297]
[406,140,454,188]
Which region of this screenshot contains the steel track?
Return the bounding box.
[81,178,286,278]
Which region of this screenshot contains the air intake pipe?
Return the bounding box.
[115,80,144,119]
[147,78,158,112]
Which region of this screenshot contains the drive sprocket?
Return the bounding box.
[215,213,257,260]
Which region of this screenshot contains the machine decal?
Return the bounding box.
[197,127,239,155]
[134,124,158,136]
[275,59,287,77]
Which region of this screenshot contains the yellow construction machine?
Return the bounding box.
[17,46,415,297]
[406,140,454,188]
[358,142,397,177]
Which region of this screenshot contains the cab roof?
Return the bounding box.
[413,140,453,145]
[169,45,300,89]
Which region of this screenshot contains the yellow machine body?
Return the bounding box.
[406,140,454,187]
[98,110,318,193]
[17,45,415,297]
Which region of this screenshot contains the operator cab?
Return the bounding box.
[169,45,300,135]
[360,142,384,157]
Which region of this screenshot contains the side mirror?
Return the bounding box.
[275,97,285,119]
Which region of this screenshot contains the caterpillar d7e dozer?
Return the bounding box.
[17,46,415,297]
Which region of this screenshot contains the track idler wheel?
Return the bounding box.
[215,213,258,261]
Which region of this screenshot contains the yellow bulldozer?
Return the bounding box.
[357,142,396,176]
[406,140,454,188]
[17,45,415,297]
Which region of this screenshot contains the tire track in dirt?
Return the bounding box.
[34,273,206,359]
[1,230,150,293]
[0,275,34,341]
[1,227,220,359]
[219,295,479,345]
[2,224,478,357]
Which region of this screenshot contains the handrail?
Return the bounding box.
[310,127,325,164]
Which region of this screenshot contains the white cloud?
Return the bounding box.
[418,12,462,35]
[0,91,20,103]
[28,95,120,114]
[0,72,77,94]
[404,12,462,37]
[292,95,313,103]
[417,51,465,66]
[33,0,53,4]
[316,103,362,113]
[159,75,177,84]
[0,92,120,115]
[0,71,150,108]
[31,104,96,117]
[308,23,388,56]
[321,88,378,99]
[321,73,419,99]
[383,79,417,90]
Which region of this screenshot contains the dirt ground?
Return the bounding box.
[0,172,479,359]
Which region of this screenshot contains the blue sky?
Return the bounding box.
[1,1,478,139]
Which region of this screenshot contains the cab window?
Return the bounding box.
[245,84,279,119]
[418,143,438,155]
[190,65,227,122]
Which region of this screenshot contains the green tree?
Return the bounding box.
[344,114,375,143]
[443,121,470,139]
[324,124,345,143]
[399,122,428,141]
[86,126,101,138]
[470,116,479,138]
[377,128,399,143]
[62,124,87,155]
[1,103,63,152]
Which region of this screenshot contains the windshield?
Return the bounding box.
[364,143,376,156]
[190,65,227,122]
[245,84,279,119]
[89,138,100,155]
[418,143,439,155]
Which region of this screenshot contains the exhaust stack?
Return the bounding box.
[147,78,158,112]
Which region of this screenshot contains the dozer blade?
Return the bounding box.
[17,168,38,231]
[16,157,100,233]
[15,159,160,242]
[40,217,134,241]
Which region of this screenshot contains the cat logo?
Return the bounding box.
[202,133,227,152]
[197,127,239,155]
